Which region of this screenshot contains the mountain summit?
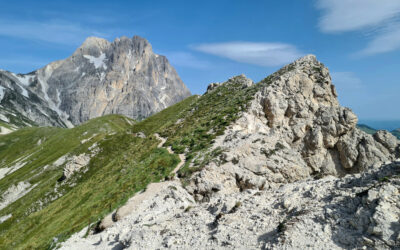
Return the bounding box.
[0,35,191,129]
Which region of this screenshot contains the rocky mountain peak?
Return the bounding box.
[75,37,111,57]
[132,35,152,51]
[79,36,110,49]
[0,35,191,126]
[187,55,399,201]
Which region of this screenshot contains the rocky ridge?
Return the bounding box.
[60,55,400,249]
[61,160,400,250]
[0,35,191,127]
[187,55,399,201]
[0,70,66,131]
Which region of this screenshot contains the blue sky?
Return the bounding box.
[0,0,399,121]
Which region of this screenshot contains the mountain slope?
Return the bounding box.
[61,55,399,249]
[0,36,191,128]
[0,75,262,249]
[392,128,400,139]
[1,55,399,249]
[0,70,68,132]
[357,124,400,139]
[357,123,377,134]
[0,115,147,248]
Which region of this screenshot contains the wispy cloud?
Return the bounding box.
[192,42,303,67]
[316,0,400,33]
[0,19,107,46]
[316,0,400,55]
[164,51,211,69]
[358,24,400,55]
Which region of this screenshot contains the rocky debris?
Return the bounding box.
[60,161,400,249]
[61,144,100,180]
[0,126,14,135]
[0,181,37,210]
[80,134,98,144]
[98,134,186,230]
[61,181,195,250]
[205,74,253,94]
[228,74,253,88]
[0,71,66,127]
[62,154,91,180]
[59,55,400,249]
[0,153,34,181]
[187,55,399,201]
[0,36,191,127]
[374,130,399,154]
[205,83,220,93]
[136,132,146,138]
[0,214,12,223]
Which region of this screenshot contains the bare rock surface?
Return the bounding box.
[62,144,100,180]
[0,181,37,210]
[60,55,400,249]
[98,134,186,231]
[187,55,399,201]
[60,161,400,250]
[0,35,191,127]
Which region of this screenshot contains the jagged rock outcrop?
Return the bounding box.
[58,55,400,250]
[0,35,191,127]
[0,71,67,128]
[60,160,400,250]
[186,55,399,201]
[205,74,253,94]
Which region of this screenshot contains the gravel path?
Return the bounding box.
[99,133,186,229]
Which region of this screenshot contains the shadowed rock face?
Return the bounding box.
[0,35,191,127]
[0,70,67,129]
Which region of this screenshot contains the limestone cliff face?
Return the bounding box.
[186,55,400,201]
[60,55,400,250]
[0,70,67,130]
[1,36,191,127]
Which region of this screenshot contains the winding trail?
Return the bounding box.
[154,133,186,174]
[99,133,186,229]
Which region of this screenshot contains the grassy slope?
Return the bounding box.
[0,115,149,248]
[357,124,400,139]
[357,124,377,135]
[0,74,275,249]
[0,106,37,133]
[391,129,400,139]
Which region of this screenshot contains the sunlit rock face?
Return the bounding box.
[0,35,191,127]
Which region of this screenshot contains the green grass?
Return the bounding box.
[357,124,377,135]
[145,78,263,185]
[0,72,284,249]
[0,114,145,249]
[357,124,400,139]
[391,128,400,139]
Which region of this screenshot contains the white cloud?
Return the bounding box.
[192,42,303,67]
[317,0,400,33]
[316,0,400,55]
[331,72,363,90]
[0,19,107,45]
[358,24,400,55]
[164,52,211,69]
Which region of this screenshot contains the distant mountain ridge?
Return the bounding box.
[357,123,400,139]
[0,35,191,130]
